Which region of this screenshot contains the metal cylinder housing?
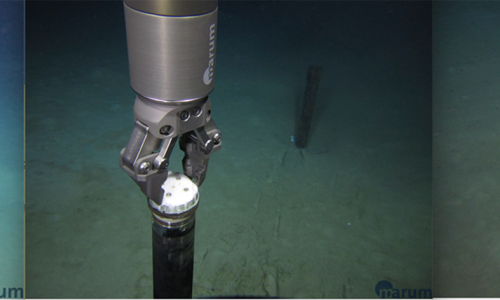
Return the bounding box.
[124,1,217,102]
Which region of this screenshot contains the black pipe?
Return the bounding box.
[295,65,323,149]
[152,217,195,298]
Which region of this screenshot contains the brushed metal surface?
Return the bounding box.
[124,2,217,101]
[125,0,217,16]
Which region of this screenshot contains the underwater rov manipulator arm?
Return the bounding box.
[119,2,221,297]
[119,0,222,205]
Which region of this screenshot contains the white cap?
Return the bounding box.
[153,171,199,214]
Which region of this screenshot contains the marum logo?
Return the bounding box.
[375,280,432,298]
[203,23,216,85]
[0,287,23,299]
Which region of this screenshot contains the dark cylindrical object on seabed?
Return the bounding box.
[295,65,323,148]
[152,218,195,298]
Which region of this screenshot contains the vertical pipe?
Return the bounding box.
[149,171,199,298]
[152,218,195,299]
[295,65,323,149]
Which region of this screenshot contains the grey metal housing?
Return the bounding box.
[124,2,217,102]
[124,0,217,16]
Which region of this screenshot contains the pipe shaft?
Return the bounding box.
[152,218,195,298]
[295,65,323,149]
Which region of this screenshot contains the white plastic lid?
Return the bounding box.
[156,171,199,214]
